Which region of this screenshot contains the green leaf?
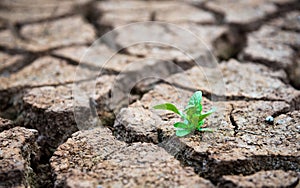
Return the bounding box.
[185,105,199,114]
[196,120,205,130]
[174,122,188,129]
[183,119,189,125]
[188,91,202,108]
[194,108,216,122]
[198,119,205,126]
[153,103,182,116]
[199,128,214,132]
[185,105,198,121]
[186,91,203,117]
[176,129,191,137]
[190,114,200,128]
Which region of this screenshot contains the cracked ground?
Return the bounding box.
[0,0,299,187]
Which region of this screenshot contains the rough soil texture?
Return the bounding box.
[0,0,299,187]
[219,170,299,187]
[205,0,278,29]
[96,1,215,27]
[0,127,39,187]
[50,127,214,188]
[0,117,14,132]
[0,16,96,52]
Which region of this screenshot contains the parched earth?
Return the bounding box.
[0,0,299,187]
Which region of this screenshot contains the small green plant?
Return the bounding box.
[153,91,215,137]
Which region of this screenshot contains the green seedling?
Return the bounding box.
[153,91,215,137]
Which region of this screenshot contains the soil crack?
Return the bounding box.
[229,104,238,136]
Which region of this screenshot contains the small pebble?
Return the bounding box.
[265,116,274,124]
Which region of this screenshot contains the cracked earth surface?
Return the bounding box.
[0,0,299,187]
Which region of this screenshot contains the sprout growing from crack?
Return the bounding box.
[154,91,215,137]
